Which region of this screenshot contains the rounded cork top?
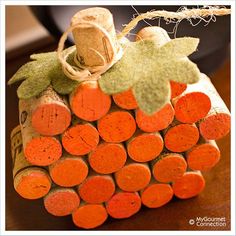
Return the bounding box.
[71,7,114,29]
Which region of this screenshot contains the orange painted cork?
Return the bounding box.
[97,109,136,143]
[136,103,175,132]
[14,168,51,200]
[172,171,205,199]
[72,203,108,229]
[113,89,138,110]
[198,74,231,140]
[11,126,51,200]
[186,138,220,171]
[115,162,151,192]
[89,142,127,174]
[152,153,187,183]
[19,99,62,166]
[106,191,141,219]
[49,155,88,187]
[44,188,80,216]
[78,174,115,204]
[140,183,173,208]
[164,120,199,152]
[127,131,163,162]
[31,86,71,136]
[62,123,99,155]
[70,81,111,122]
[170,81,187,99]
[172,77,212,124]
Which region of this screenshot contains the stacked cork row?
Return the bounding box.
[11,70,230,229]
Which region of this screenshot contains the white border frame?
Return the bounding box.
[1,1,235,235]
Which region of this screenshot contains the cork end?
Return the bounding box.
[71,7,113,27]
[70,7,117,67]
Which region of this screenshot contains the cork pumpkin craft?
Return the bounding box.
[8,7,231,229]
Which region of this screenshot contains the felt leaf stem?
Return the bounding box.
[99,37,200,115]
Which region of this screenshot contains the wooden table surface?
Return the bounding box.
[5,42,231,231]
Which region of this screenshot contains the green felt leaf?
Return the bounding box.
[155,37,199,59]
[17,76,51,99]
[133,73,170,115]
[51,66,79,95]
[8,62,38,85]
[8,51,56,86]
[8,50,57,85]
[99,35,200,114]
[159,58,200,84]
[9,46,79,98]
[30,51,56,61]
[99,40,157,94]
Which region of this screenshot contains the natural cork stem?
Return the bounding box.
[31,86,71,136]
[71,7,118,67]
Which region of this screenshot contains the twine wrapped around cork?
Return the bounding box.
[71,7,118,67]
[57,7,123,82]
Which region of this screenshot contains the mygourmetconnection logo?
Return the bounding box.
[188,216,226,227]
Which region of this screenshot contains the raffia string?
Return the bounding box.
[57,7,231,82]
[57,20,123,82]
[117,7,231,39]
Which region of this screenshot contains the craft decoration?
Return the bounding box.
[8,6,231,230]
